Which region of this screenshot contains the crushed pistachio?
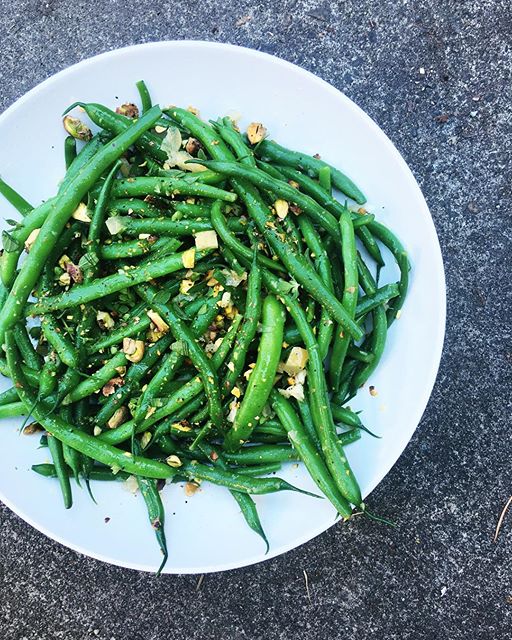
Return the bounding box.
[247,122,267,144]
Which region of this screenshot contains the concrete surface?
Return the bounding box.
[0,1,511,639]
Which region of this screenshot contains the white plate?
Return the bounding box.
[0,41,445,573]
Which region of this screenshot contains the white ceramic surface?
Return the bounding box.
[0,41,445,574]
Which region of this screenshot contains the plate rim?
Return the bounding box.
[0,39,446,574]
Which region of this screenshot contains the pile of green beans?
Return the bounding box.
[0,81,409,573]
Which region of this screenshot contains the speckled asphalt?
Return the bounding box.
[0,2,511,639]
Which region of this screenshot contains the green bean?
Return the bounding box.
[110,177,237,202]
[355,283,400,319]
[356,252,377,296]
[367,221,410,325]
[330,207,358,392]
[181,460,319,497]
[224,295,285,451]
[0,176,33,216]
[100,237,162,260]
[346,346,374,363]
[296,397,322,452]
[32,463,129,481]
[223,445,299,466]
[136,80,152,113]
[27,249,209,315]
[254,139,366,204]
[198,442,269,552]
[136,290,224,432]
[0,105,162,344]
[0,401,25,419]
[330,405,363,429]
[271,391,352,518]
[223,248,261,394]
[213,118,256,166]
[13,323,44,371]
[297,215,334,361]
[0,386,21,406]
[358,224,385,267]
[339,429,362,447]
[64,136,77,169]
[47,433,73,508]
[109,198,164,218]
[318,166,332,195]
[40,315,80,369]
[133,441,168,575]
[236,462,282,477]
[351,305,388,392]
[105,215,241,238]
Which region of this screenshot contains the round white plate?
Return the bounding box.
[0,41,445,573]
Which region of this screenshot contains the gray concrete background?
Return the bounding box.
[0,1,510,639]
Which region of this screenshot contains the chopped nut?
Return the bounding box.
[195,230,218,250]
[58,272,71,286]
[96,311,115,330]
[71,202,91,222]
[187,106,200,116]
[66,261,83,284]
[116,103,139,118]
[247,122,267,145]
[290,204,302,216]
[24,228,40,252]
[146,309,169,333]
[123,338,145,363]
[22,422,44,435]
[184,481,200,496]
[227,361,235,372]
[107,406,128,429]
[166,454,182,468]
[274,199,289,219]
[288,180,300,189]
[102,377,124,397]
[93,426,103,436]
[63,115,92,141]
[181,247,196,269]
[185,137,203,156]
[180,279,195,294]
[231,386,241,398]
[369,386,378,397]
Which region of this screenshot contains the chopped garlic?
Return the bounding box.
[71,202,91,222]
[282,347,309,375]
[24,228,40,252]
[195,230,219,250]
[124,475,139,494]
[181,247,196,269]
